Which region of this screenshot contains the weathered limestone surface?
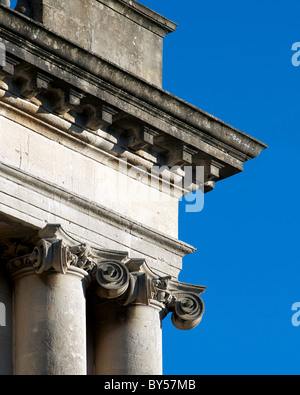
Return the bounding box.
[6,225,92,375]
[94,303,163,375]
[3,224,206,375]
[90,256,205,375]
[0,115,179,239]
[0,0,267,375]
[12,267,89,375]
[15,0,177,87]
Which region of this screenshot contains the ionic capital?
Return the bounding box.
[6,224,95,275]
[92,259,151,306]
[6,224,128,277]
[95,261,131,300]
[152,276,206,330]
[5,224,206,330]
[93,258,206,331]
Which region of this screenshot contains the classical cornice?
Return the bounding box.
[0,89,196,198]
[0,5,267,189]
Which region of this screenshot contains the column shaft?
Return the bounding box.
[0,265,12,375]
[94,302,163,375]
[12,266,89,375]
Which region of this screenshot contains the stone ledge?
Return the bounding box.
[95,0,178,37]
[0,162,196,259]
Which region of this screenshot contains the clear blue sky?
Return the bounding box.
[9,0,300,375]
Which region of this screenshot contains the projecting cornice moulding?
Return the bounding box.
[0,5,267,191]
[0,162,196,260]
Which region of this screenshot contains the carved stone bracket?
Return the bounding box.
[0,55,19,80]
[85,104,119,131]
[0,52,246,198]
[127,125,160,151]
[14,64,53,99]
[167,145,198,168]
[52,88,85,115]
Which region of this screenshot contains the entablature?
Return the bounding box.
[0,5,267,195]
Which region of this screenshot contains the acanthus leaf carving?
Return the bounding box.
[5,224,206,331]
[68,244,97,272]
[6,224,125,275]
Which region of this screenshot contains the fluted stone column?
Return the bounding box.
[7,225,93,375]
[92,259,205,375]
